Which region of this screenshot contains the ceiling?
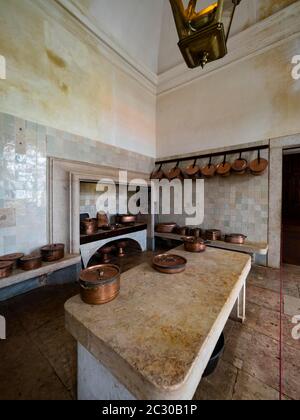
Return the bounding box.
[67,0,298,75]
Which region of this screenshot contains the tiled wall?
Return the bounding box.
[158,150,269,243]
[0,113,47,255]
[0,112,153,256]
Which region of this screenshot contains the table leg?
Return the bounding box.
[237,282,246,323]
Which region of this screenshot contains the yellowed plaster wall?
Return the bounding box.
[0,0,156,157]
[157,36,300,157]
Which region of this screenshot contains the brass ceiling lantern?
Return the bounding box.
[169,0,242,69]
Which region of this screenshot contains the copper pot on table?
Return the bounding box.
[0,261,14,279]
[182,236,207,253]
[225,234,247,245]
[175,226,188,236]
[79,264,120,305]
[152,254,187,274]
[19,254,42,271]
[81,218,98,235]
[97,212,109,228]
[41,244,65,262]
[188,227,202,238]
[0,253,24,269]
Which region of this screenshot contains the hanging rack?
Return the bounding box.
[155,144,269,166]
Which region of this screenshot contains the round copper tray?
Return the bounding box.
[153,254,187,274]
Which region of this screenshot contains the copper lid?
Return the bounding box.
[41,244,64,252]
[0,253,24,262]
[153,254,187,269]
[0,261,13,269]
[80,264,120,287]
[20,254,42,262]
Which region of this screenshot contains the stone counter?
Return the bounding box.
[65,246,251,400]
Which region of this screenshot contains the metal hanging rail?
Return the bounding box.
[155,144,269,166]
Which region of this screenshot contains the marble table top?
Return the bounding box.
[65,246,251,400]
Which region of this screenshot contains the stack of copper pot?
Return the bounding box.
[79,264,121,305]
[0,253,24,278]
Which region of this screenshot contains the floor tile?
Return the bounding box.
[232,370,279,400]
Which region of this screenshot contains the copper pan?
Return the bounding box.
[175,226,188,236]
[155,223,177,233]
[216,155,231,177]
[232,152,248,175]
[249,150,268,176]
[205,229,222,241]
[150,165,165,180]
[201,157,216,178]
[152,254,187,274]
[41,244,65,262]
[97,212,109,228]
[225,234,247,245]
[183,159,201,179]
[167,162,183,180]
[81,218,98,235]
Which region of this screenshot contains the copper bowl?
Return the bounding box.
[79,264,120,305]
[225,234,247,245]
[41,244,65,262]
[0,261,14,279]
[155,223,177,234]
[0,253,24,269]
[182,237,207,253]
[19,255,42,271]
[152,254,187,274]
[81,218,98,235]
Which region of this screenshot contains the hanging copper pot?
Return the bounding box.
[183,159,201,179]
[79,264,121,305]
[0,253,24,269]
[150,164,165,180]
[232,152,248,175]
[201,157,216,178]
[249,150,269,176]
[216,154,231,177]
[167,162,183,180]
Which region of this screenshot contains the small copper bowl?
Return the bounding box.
[19,255,42,271]
[0,253,24,269]
[0,261,14,279]
[79,264,120,305]
[81,218,98,235]
[41,244,65,262]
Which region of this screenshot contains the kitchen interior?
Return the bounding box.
[0,0,300,401]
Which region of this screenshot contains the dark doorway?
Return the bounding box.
[282,152,300,265]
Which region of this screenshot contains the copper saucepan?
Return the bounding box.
[0,253,24,269]
[183,159,201,179]
[216,154,231,177]
[205,229,222,241]
[232,152,248,175]
[182,236,207,253]
[155,222,177,233]
[150,164,165,180]
[249,150,268,176]
[167,162,183,180]
[201,157,216,178]
[117,214,137,224]
[0,261,13,278]
[81,218,98,235]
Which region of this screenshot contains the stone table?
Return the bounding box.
[65,246,251,400]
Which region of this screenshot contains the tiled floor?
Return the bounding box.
[0,257,299,400]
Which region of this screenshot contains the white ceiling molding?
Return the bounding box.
[53,0,158,94]
[50,1,300,97]
[158,2,300,95]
